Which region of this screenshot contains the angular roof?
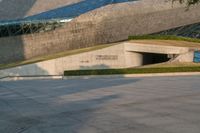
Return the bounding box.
[0,0,81,21]
[0,0,136,22]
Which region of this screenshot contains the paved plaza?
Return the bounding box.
[0,76,200,133]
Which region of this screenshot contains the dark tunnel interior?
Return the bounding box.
[141,52,172,65]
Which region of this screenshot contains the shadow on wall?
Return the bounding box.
[0,36,26,64]
[0,0,36,64]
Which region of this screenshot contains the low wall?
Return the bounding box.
[0,44,126,77]
[1,0,200,64]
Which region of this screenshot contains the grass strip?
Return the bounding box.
[64,66,200,76]
[128,35,200,43]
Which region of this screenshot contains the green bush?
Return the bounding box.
[128,35,200,43]
[64,66,200,76]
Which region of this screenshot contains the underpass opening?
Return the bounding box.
[140,52,174,65]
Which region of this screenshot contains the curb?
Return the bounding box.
[0,76,63,81]
[63,72,200,79]
[1,72,200,81]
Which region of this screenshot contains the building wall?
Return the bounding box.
[1,0,200,64]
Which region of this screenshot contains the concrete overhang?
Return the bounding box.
[124,42,190,54]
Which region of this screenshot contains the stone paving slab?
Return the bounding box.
[0,76,200,133]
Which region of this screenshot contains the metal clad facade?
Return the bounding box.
[194,51,200,63]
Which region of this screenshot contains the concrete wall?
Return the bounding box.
[0,44,126,77]
[125,43,190,54]
[1,0,200,64]
[0,42,194,78]
[172,51,195,63]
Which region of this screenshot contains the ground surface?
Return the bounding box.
[0,76,200,133]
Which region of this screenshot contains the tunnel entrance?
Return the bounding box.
[141,52,172,65]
